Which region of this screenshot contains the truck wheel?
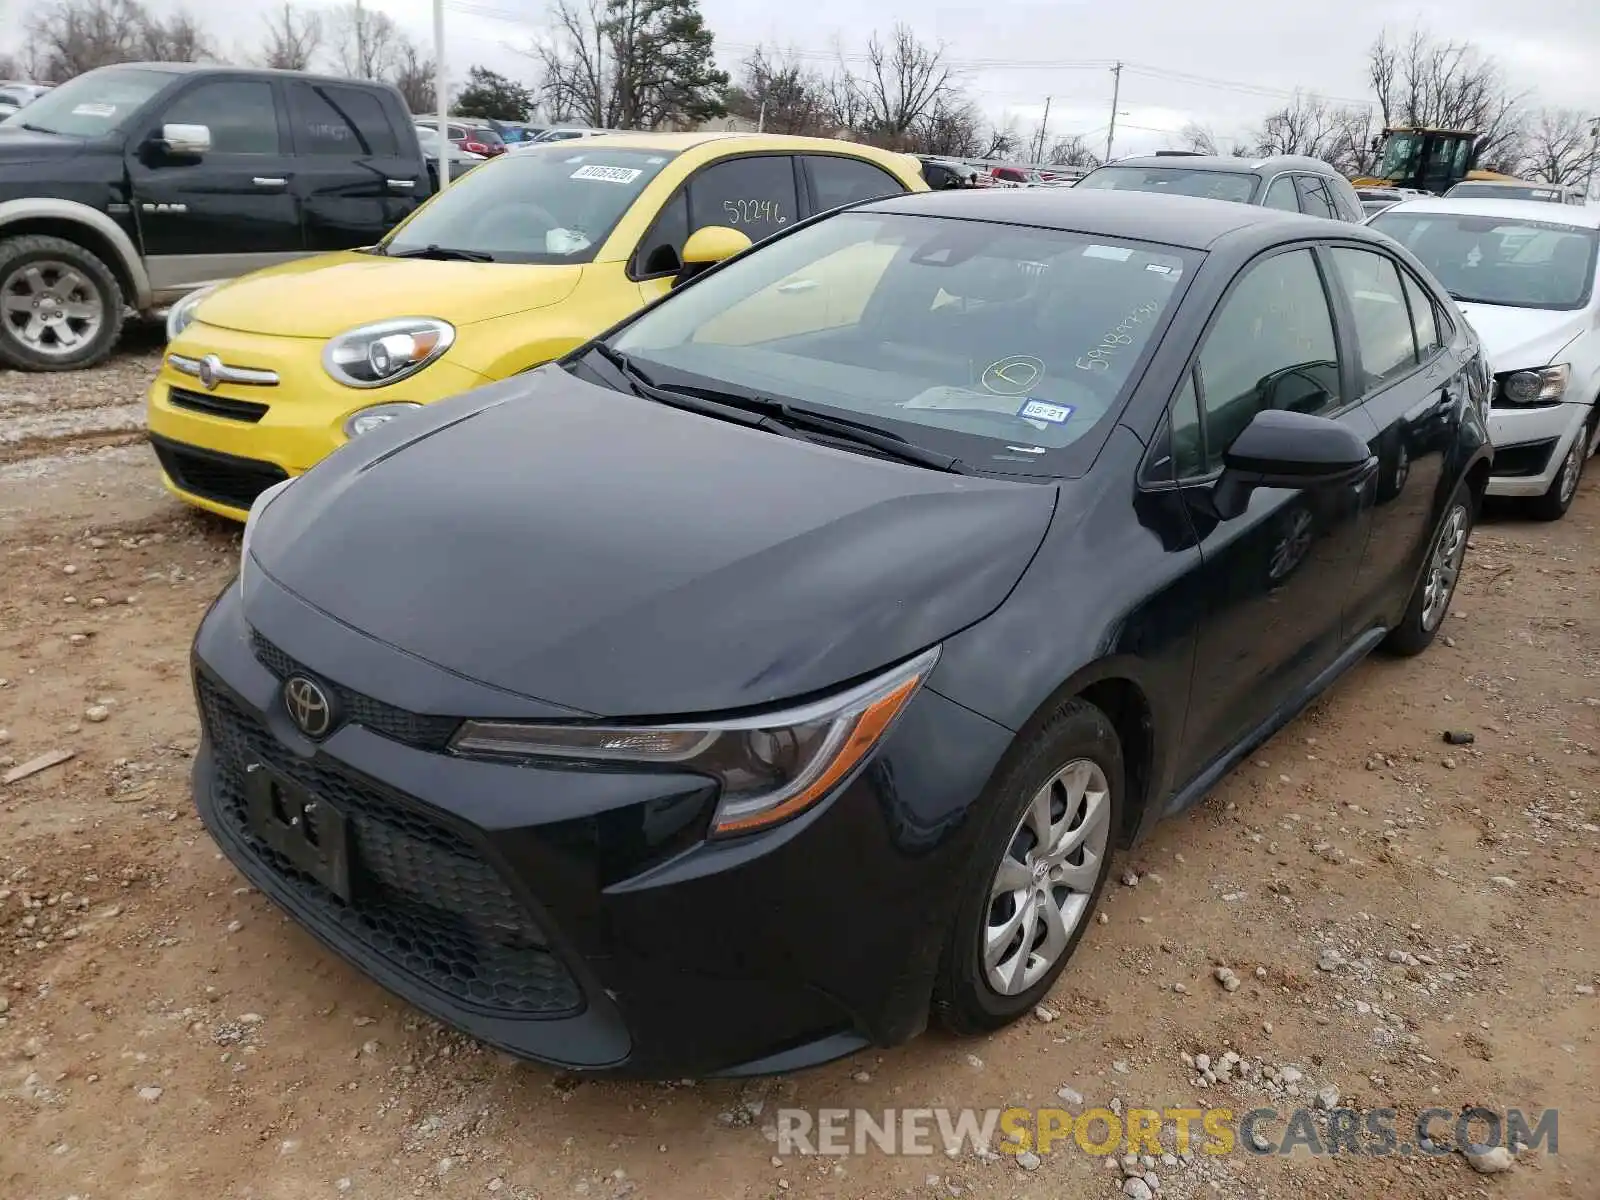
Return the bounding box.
[0,234,124,371]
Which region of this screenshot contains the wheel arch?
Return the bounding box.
[0,198,152,310]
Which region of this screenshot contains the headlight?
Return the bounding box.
[450,647,941,837]
[343,402,423,438]
[240,477,293,576]
[1498,364,1568,405]
[323,317,455,389]
[165,285,216,341]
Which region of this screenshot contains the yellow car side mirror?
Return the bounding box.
[674,226,753,287]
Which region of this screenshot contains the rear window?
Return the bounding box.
[1076,166,1258,205]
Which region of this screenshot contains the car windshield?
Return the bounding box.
[0,66,170,136]
[608,211,1196,476]
[1370,211,1599,310]
[1445,182,1564,203]
[1075,166,1258,205]
[383,145,676,264]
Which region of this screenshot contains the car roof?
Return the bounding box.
[1374,196,1600,229]
[860,187,1347,250]
[93,61,399,89]
[517,130,920,173]
[1101,153,1341,176]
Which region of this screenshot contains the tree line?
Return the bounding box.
[2,1,1596,188]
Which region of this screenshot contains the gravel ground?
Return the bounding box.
[1,349,1596,1200]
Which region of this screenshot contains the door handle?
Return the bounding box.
[386,178,417,191]
[253,176,287,188]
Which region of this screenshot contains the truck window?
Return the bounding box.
[162,81,282,155]
[288,82,400,156]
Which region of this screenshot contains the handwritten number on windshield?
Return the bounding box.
[1076,301,1160,372]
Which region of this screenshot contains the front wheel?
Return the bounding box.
[0,234,124,371]
[1383,480,1474,657]
[933,698,1122,1034]
[1525,430,1587,522]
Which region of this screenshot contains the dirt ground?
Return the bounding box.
[2,346,1597,1200]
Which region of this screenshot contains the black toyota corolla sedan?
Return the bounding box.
[192,188,1492,1078]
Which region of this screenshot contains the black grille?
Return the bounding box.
[250,630,461,752]
[197,675,583,1017]
[1490,438,1557,479]
[150,434,287,511]
[168,385,270,423]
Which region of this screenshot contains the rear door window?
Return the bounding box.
[1294,175,1338,219]
[803,155,904,214]
[288,83,400,156]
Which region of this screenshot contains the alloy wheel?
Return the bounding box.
[983,758,1111,996]
[1556,438,1583,507]
[1420,503,1469,632]
[0,260,104,358]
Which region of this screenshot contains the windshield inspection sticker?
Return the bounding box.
[1018,399,1073,424]
[571,164,642,183]
[71,102,117,118]
[1083,244,1133,261]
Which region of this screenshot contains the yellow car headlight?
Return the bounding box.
[323,317,455,389]
[165,284,217,341]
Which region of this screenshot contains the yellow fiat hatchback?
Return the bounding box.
[147,131,926,518]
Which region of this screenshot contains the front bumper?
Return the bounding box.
[1485,401,1592,497]
[190,577,1014,1077]
[146,323,491,519]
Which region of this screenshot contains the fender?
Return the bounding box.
[0,197,153,309]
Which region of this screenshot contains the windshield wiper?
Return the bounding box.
[583,345,960,471]
[382,243,495,262]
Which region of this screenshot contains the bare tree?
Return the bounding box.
[730,46,830,135]
[258,2,322,72]
[980,122,1021,160]
[1253,93,1374,175]
[1178,123,1220,155]
[329,1,402,81]
[1046,134,1101,169]
[529,0,727,130]
[1516,109,1600,188]
[1367,27,1526,172]
[0,52,22,79]
[846,25,956,140]
[906,96,985,157]
[822,67,870,135]
[389,38,435,114]
[26,0,148,79]
[136,10,211,62]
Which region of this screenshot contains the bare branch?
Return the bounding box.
[258,2,322,72]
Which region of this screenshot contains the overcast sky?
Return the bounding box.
[14,0,1600,155]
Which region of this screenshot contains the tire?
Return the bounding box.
[1525,431,1586,522]
[933,698,1124,1034]
[1383,480,1474,657]
[0,234,124,371]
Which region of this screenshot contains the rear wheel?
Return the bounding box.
[0,235,124,371]
[933,698,1122,1033]
[1383,480,1473,657]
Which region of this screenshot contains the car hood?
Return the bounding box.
[194,252,584,338]
[0,125,86,165]
[249,367,1057,717]
[1455,302,1590,372]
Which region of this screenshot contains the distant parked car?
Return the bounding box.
[1443,180,1585,206]
[0,82,52,118]
[529,126,611,145]
[1076,154,1366,222]
[919,156,977,190]
[414,116,506,157]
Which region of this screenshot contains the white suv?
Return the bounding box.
[1370,197,1600,520]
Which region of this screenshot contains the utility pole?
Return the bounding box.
[1034,96,1051,164]
[758,99,765,133]
[1105,62,1122,163]
[355,0,365,77]
[433,0,449,187]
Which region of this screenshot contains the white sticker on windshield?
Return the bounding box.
[571,164,642,183]
[1018,399,1073,424]
[71,103,117,118]
[1146,263,1174,275]
[1083,244,1133,261]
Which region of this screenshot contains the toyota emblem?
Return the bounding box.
[283,675,335,738]
[198,353,224,391]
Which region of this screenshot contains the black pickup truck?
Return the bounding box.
[0,62,436,371]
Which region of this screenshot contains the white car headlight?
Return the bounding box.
[323,317,455,389]
[450,647,941,837]
[1498,364,1568,405]
[165,284,217,341]
[343,402,424,438]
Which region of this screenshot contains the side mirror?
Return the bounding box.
[1211,409,1375,521]
[159,122,211,157]
[673,225,752,287]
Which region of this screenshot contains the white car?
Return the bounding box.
[1370,197,1600,520]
